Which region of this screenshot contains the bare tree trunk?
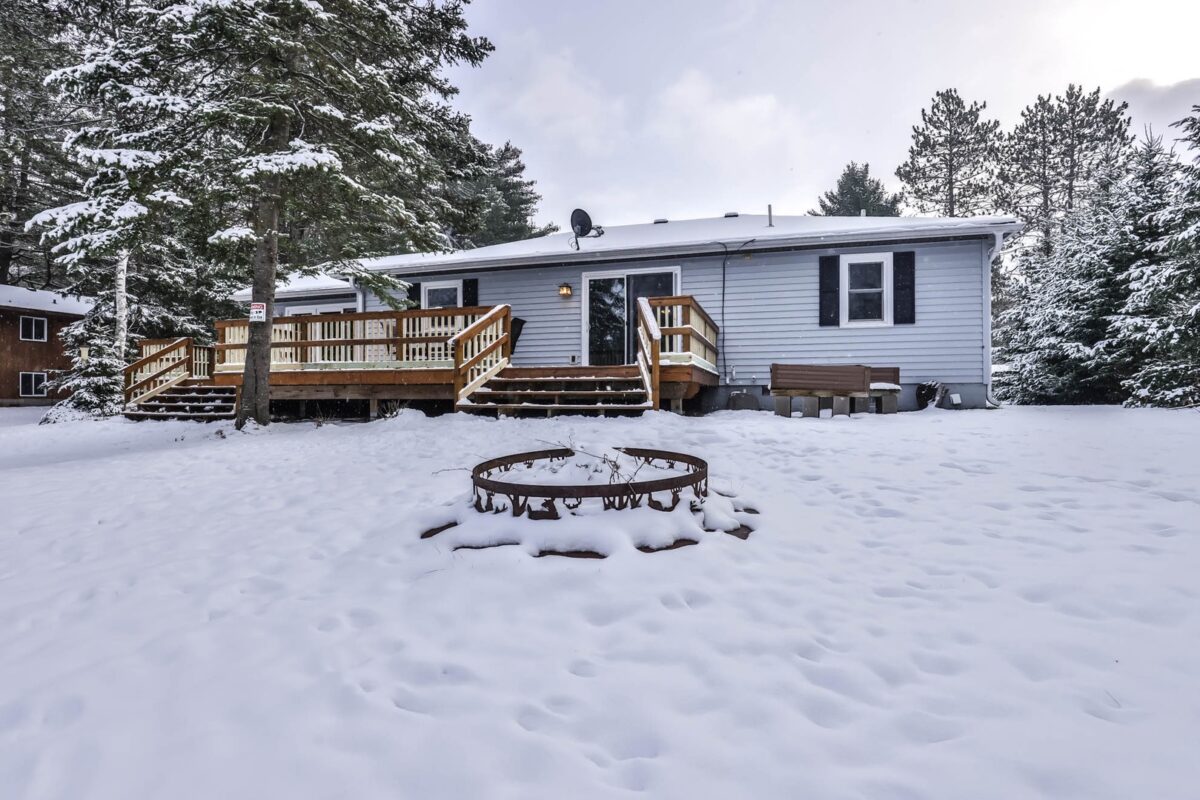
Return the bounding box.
[236,109,290,429]
[113,249,129,361]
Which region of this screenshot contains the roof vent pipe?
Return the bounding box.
[724,211,739,218]
[653,218,668,224]
[767,204,774,227]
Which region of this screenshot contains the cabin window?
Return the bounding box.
[19,316,48,342]
[19,372,47,397]
[421,280,462,309]
[840,253,893,326]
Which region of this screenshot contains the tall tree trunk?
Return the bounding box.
[237,109,290,429]
[113,249,129,362]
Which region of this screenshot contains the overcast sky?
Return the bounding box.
[448,0,1200,228]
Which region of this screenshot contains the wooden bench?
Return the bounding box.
[770,364,902,417]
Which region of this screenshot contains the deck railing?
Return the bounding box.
[213,307,496,371]
[636,297,662,409]
[451,304,511,405]
[647,296,719,374]
[123,337,214,405]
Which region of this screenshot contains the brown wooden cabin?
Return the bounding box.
[0,286,92,406]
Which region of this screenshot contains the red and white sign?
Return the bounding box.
[249,302,266,323]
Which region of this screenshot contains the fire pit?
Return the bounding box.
[471,447,708,520]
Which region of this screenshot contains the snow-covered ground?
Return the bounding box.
[1,406,1198,799]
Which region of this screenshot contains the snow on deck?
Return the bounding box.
[1,407,1198,799]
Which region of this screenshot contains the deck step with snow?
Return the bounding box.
[460,365,651,417]
[124,385,238,422]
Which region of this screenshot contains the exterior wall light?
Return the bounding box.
[558,282,573,297]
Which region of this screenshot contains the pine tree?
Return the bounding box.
[999,85,1132,252]
[1118,109,1200,407]
[810,162,900,216]
[994,134,1178,405]
[0,0,83,288]
[895,89,1000,217]
[453,142,557,248]
[35,0,492,427]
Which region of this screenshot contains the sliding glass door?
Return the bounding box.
[584,269,677,366]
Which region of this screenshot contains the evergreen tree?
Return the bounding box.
[994,134,1178,405]
[1118,109,1200,407]
[810,162,900,216]
[896,89,1000,217]
[0,0,83,288]
[999,85,1132,251]
[453,142,557,248]
[35,0,491,427]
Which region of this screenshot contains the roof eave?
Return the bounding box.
[371,221,1024,276]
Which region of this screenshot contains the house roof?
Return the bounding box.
[0,284,93,316]
[359,213,1022,276]
[231,272,354,302]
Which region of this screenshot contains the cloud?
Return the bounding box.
[509,49,629,158]
[1107,78,1200,143]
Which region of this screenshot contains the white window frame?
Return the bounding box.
[840,252,893,327]
[580,265,681,366]
[19,315,48,342]
[421,279,463,309]
[19,372,48,397]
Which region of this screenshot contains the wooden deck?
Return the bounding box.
[124,296,720,414]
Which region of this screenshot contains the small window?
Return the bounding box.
[422,280,462,309]
[840,253,893,326]
[19,372,48,397]
[19,316,48,342]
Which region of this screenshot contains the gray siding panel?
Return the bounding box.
[366,238,988,384]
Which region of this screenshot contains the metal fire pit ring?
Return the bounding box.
[472,447,709,520]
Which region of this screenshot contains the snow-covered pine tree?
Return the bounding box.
[451,142,558,248]
[995,133,1180,405]
[28,0,215,416]
[999,85,1132,253]
[809,162,900,217]
[53,0,491,427]
[0,0,83,288]
[1118,109,1200,407]
[895,89,1000,217]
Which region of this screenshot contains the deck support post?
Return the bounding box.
[879,394,898,414]
[851,397,870,414]
[369,398,379,419]
[831,396,850,417]
[773,396,792,417]
[800,396,820,418]
[670,397,683,414]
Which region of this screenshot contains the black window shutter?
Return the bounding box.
[893,252,915,324]
[407,282,421,308]
[462,278,478,307]
[818,255,839,327]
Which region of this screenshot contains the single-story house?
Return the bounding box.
[231,213,1020,412]
[0,285,93,406]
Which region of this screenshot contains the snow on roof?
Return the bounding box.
[359,213,1022,276]
[231,272,355,302]
[0,284,93,316]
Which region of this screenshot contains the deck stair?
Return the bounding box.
[460,366,652,417]
[124,383,238,422]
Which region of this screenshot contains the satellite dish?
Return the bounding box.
[571,208,593,237]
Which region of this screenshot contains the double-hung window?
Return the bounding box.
[19,372,47,397]
[19,316,48,341]
[840,253,893,327]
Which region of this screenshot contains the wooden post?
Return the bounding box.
[650,333,661,410]
[452,338,465,408]
[369,398,379,419]
[832,396,850,417]
[801,397,820,418]
[298,317,308,364]
[502,307,512,359]
[773,395,791,417]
